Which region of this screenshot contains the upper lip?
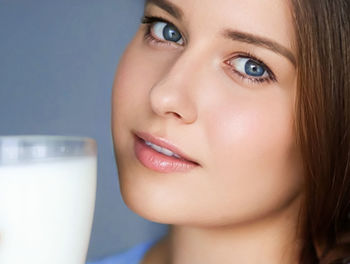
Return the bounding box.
[134,131,200,165]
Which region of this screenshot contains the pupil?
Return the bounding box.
[163,24,181,42]
[245,60,264,77]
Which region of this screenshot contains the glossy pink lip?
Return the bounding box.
[133,131,200,173]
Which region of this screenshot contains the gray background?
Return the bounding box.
[0,0,168,261]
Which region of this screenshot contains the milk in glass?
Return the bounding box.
[0,156,97,264]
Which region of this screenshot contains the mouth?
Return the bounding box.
[133,132,200,173]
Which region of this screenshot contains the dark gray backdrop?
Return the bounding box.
[0,0,168,261]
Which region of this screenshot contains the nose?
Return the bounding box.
[149,51,200,124]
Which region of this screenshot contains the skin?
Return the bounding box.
[111,0,304,263]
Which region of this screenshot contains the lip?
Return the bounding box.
[135,131,198,163]
[133,131,200,173]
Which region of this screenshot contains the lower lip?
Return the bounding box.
[134,136,198,173]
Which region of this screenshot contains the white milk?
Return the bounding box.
[0,156,97,264]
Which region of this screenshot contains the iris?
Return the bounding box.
[163,24,182,43]
[244,60,265,77]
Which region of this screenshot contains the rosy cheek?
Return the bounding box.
[205,97,294,170]
[206,105,260,157]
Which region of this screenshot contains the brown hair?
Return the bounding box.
[292,0,350,263]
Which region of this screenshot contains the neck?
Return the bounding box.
[143,195,303,264]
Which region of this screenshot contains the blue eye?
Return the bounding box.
[141,16,185,46]
[151,21,184,44]
[231,57,269,78]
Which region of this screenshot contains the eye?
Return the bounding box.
[141,16,184,46]
[152,21,184,45]
[225,55,276,83]
[231,57,269,78]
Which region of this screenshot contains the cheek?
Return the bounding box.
[111,38,148,165]
[208,98,294,165]
[112,38,155,147]
[112,42,146,119]
[202,88,302,217]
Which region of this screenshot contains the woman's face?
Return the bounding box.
[112,0,303,226]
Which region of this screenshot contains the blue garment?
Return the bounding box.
[86,239,158,264]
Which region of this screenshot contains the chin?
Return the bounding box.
[119,177,235,228]
[119,182,176,224]
[115,154,193,225]
[118,172,192,225]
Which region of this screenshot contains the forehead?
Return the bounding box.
[145,0,295,52]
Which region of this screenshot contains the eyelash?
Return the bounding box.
[225,53,277,84]
[141,15,180,47]
[140,15,277,84]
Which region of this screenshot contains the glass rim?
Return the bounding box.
[0,135,96,144]
[0,135,97,165]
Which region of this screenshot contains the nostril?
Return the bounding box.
[164,111,182,119]
[172,112,182,119]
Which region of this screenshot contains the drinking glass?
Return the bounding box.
[0,136,97,264]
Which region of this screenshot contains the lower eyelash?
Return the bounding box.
[232,68,274,84]
[143,27,160,43]
[142,20,176,47]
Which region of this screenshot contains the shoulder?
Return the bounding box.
[86,239,158,264]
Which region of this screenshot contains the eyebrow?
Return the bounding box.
[145,0,184,20]
[145,0,296,67]
[223,30,296,66]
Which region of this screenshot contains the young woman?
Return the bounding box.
[88,0,350,263]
